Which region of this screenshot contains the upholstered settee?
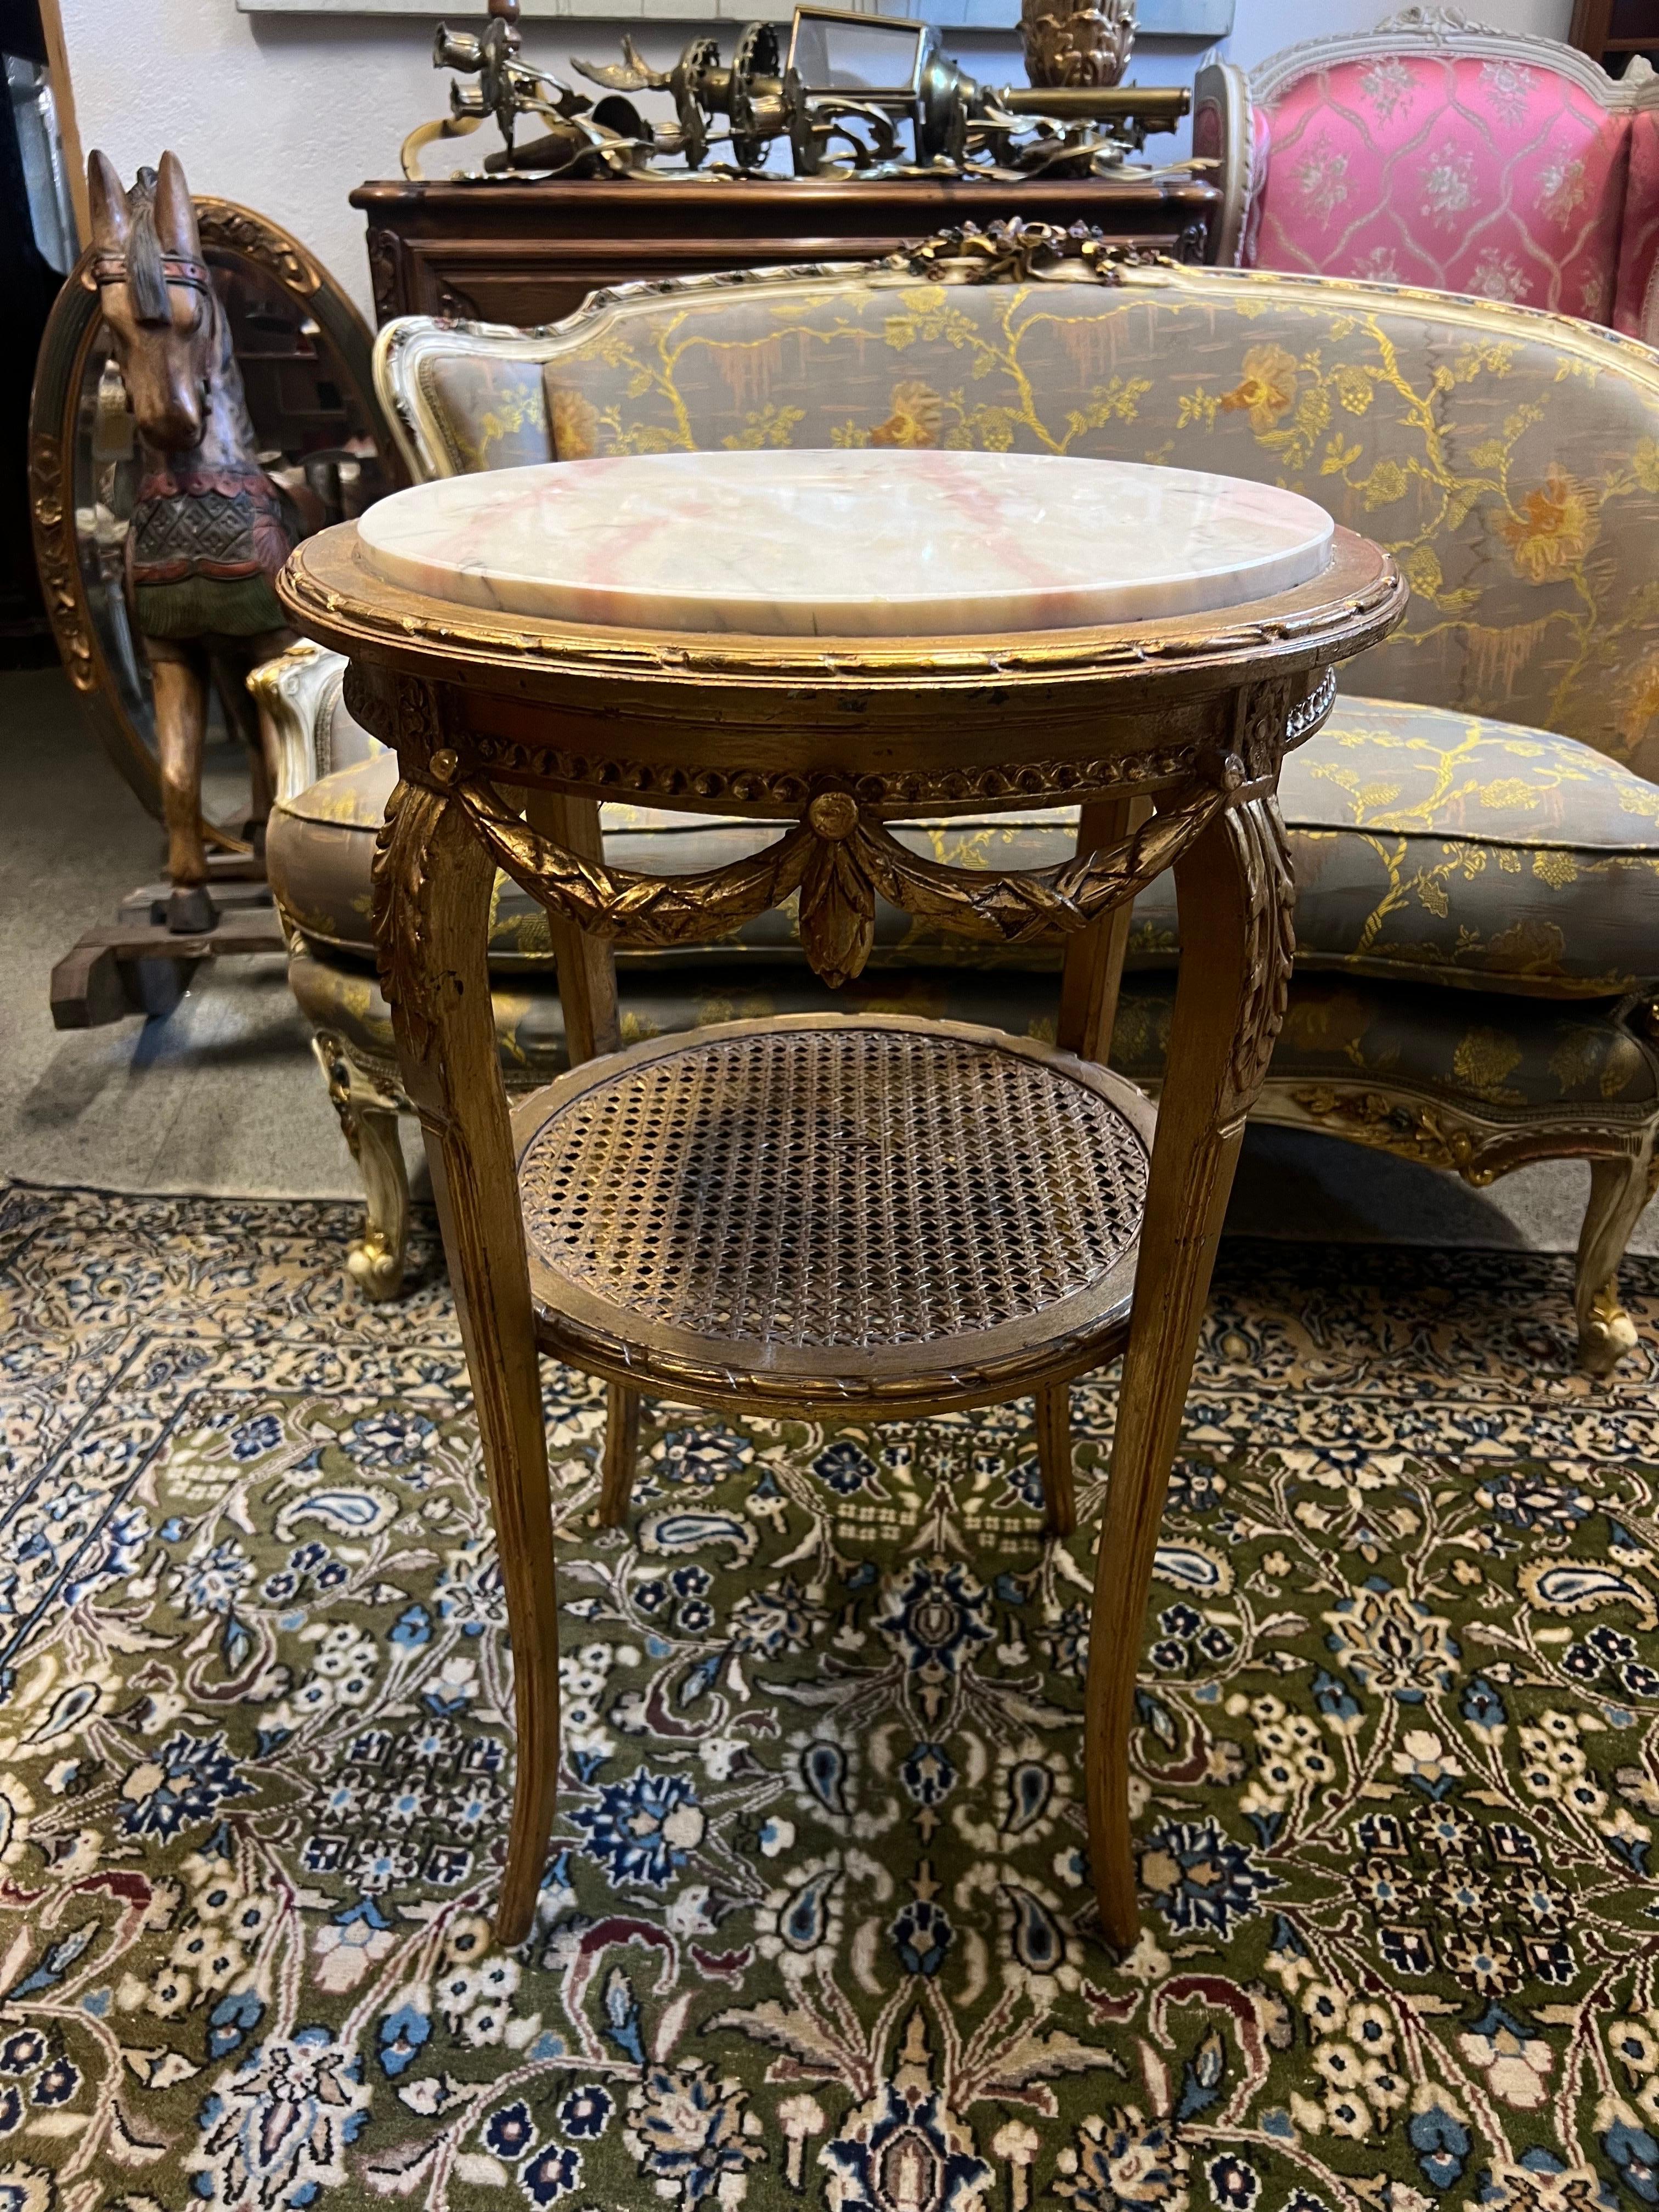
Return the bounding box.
[261,236,1659,1371]
[1193,9,1659,341]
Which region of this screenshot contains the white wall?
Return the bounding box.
[56,0,1573,325]
[1222,0,1569,72]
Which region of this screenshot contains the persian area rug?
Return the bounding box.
[3,1181,1659,2212]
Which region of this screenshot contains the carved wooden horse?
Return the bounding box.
[87,150,294,930]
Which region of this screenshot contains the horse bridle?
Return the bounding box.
[86,251,215,297]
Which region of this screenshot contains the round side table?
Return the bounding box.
[280,450,1404,1951]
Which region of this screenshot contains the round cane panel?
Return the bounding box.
[513,1014,1154,1411]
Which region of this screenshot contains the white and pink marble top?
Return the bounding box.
[357,449,1335,639]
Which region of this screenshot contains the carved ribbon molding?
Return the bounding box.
[889,220,1175,289]
[441,765,1232,990]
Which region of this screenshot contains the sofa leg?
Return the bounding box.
[313,1035,410,1302]
[1575,1146,1657,1376]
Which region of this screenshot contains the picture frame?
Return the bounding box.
[237,0,1235,34]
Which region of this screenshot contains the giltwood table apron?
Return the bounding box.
[279,451,1403,1951]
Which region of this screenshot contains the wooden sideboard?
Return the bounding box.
[352,173,1221,326]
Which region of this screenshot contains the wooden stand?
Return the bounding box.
[50,860,286,1029]
[281,462,1402,1949]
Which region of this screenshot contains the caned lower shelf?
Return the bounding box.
[511,1013,1154,1415]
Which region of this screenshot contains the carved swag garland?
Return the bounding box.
[345,660,1314,1029]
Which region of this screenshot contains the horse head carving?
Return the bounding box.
[84,150,295,929]
[88,150,220,452]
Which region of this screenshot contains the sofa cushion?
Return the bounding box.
[1136,696,1659,996]
[267,696,1659,1001]
[290,950,1659,1132]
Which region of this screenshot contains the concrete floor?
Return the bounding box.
[0,664,1645,1259]
[0,667,359,1198]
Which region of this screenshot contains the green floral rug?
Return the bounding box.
[4,1181,1659,2212]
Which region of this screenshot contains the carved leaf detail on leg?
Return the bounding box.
[1222,794,1296,1119]
[343,662,446,767]
[313,1031,411,1302]
[371,776,450,1063]
[1576,1144,1658,1376]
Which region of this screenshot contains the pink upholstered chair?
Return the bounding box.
[1194,7,1659,342]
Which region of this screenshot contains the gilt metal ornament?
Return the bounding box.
[402,0,1183,183]
[1021,0,1136,91]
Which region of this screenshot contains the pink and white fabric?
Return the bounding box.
[1614,105,1659,340]
[1251,50,1630,321]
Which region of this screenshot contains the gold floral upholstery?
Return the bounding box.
[414,353,551,474]
[541,268,1659,776]
[288,952,1659,1126]
[1141,698,1659,996]
[267,698,1659,998]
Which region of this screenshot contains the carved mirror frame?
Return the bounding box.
[29,195,400,845]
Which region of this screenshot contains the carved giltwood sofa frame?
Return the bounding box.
[259,226,1659,1372]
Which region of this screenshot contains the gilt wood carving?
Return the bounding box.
[436,761,1230,988]
[28,432,91,692]
[283,378,1403,1957]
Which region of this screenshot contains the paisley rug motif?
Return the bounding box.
[2,1180,1658,2212]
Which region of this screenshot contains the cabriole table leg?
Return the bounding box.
[1057,793,1152,1065]
[1084,792,1294,1951]
[377,771,565,1948]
